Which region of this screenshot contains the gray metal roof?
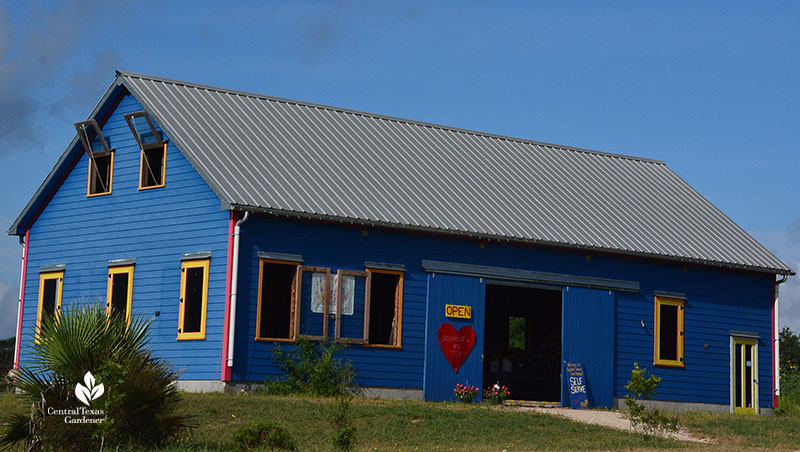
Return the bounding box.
[10,71,793,275]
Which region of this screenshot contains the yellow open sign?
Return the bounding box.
[445,304,472,319]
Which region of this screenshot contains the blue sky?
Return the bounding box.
[0,1,799,339]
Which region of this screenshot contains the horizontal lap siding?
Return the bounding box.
[235,216,773,406]
[614,263,773,407]
[21,93,228,381]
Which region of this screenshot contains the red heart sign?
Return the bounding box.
[438,323,476,373]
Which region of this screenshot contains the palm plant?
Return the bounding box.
[0,303,194,451]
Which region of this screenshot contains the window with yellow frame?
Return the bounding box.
[124,111,167,190]
[36,271,64,340]
[365,268,403,348]
[178,259,209,340]
[87,151,114,197]
[139,143,167,190]
[107,265,134,324]
[654,296,684,367]
[75,119,114,197]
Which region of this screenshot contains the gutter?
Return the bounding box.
[774,274,789,406]
[13,230,29,370]
[224,211,250,379]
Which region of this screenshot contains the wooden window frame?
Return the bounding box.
[334,269,371,344]
[363,268,403,349]
[138,142,167,190]
[654,296,684,367]
[255,259,301,342]
[178,259,209,340]
[86,150,114,197]
[36,271,64,341]
[294,266,331,341]
[123,111,164,150]
[106,265,134,325]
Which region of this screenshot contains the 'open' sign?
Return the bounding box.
[445,304,472,319]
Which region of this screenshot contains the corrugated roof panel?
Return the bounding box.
[116,71,791,274]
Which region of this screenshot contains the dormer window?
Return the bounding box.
[124,111,166,190]
[75,119,114,197]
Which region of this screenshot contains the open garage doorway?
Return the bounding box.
[484,283,562,402]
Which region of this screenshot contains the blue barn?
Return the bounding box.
[8,71,794,414]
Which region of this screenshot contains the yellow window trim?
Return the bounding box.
[255,258,300,341]
[86,151,114,197]
[36,271,64,341]
[138,143,167,190]
[178,259,209,340]
[364,267,403,349]
[106,265,134,325]
[654,296,684,367]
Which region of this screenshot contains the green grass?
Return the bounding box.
[677,410,800,451]
[2,391,800,451]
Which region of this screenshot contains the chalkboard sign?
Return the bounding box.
[565,362,589,409]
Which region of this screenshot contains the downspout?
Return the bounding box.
[226,211,250,374]
[13,230,30,370]
[774,273,789,406]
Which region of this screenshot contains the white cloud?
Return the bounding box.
[753,221,800,334]
[0,279,18,340]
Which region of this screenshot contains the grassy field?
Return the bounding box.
[1,391,799,451]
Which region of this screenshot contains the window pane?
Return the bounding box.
[745,344,753,408]
[368,273,400,345]
[735,343,742,407]
[659,304,678,361]
[142,147,164,187]
[110,273,129,318]
[91,154,112,194]
[258,262,296,339]
[508,316,526,351]
[183,267,204,333]
[42,278,58,317]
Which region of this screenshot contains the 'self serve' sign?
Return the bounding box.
[445,304,472,319]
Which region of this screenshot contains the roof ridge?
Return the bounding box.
[116,70,666,165]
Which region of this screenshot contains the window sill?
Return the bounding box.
[363,343,402,350]
[653,360,684,368]
[255,337,295,343]
[87,191,112,198]
[138,183,165,191]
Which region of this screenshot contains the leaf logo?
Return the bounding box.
[75,371,105,407]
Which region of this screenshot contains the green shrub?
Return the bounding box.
[0,303,194,451]
[259,337,354,397]
[777,373,800,416]
[328,391,357,451]
[232,421,297,451]
[624,363,679,437]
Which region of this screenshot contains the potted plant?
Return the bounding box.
[483,383,510,405]
[453,383,480,403]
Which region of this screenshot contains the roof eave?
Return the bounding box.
[229,204,795,277]
[7,76,129,236]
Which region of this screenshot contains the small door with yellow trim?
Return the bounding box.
[732,338,757,414]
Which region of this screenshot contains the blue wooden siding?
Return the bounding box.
[234,215,774,407]
[20,93,229,380]
[423,273,485,401]
[562,286,614,408]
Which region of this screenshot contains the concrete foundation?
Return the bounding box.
[353,386,423,400]
[613,397,774,415]
[175,380,226,393]
[177,380,424,400]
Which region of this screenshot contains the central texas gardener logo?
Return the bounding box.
[75,371,105,407]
